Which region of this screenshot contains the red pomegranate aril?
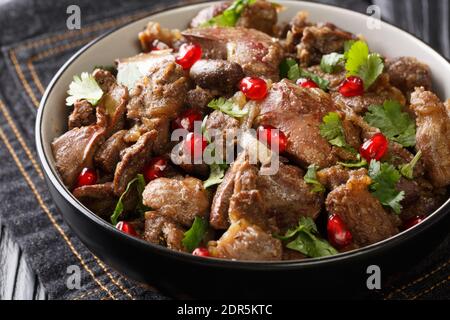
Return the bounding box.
[184,132,208,160]
[257,124,288,153]
[75,168,97,188]
[192,247,209,257]
[327,214,353,248]
[144,156,168,182]
[116,221,138,237]
[403,215,426,230]
[175,43,202,70]
[359,133,389,161]
[239,77,268,100]
[339,76,364,97]
[171,108,203,132]
[297,78,319,88]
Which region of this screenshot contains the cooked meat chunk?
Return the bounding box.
[68,100,96,130]
[144,211,186,251]
[306,65,346,91]
[126,60,188,121]
[396,177,420,206]
[317,165,350,190]
[116,50,175,81]
[185,87,216,110]
[189,0,277,35]
[235,0,277,35]
[138,21,182,52]
[381,141,425,178]
[326,169,399,246]
[94,130,129,173]
[52,125,105,188]
[182,27,284,81]
[190,59,244,93]
[93,69,129,135]
[171,146,210,179]
[140,117,170,155]
[209,219,282,261]
[297,23,356,66]
[142,177,210,227]
[113,130,157,195]
[410,87,450,187]
[210,152,322,231]
[385,57,432,95]
[205,109,240,161]
[256,80,337,167]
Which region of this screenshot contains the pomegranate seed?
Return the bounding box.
[192,247,209,257]
[257,124,288,153]
[327,214,353,248]
[339,76,364,97]
[184,132,208,160]
[176,43,202,70]
[143,156,168,182]
[116,221,138,237]
[359,133,389,161]
[239,77,268,100]
[75,168,97,188]
[403,215,426,230]
[171,108,203,132]
[297,78,319,88]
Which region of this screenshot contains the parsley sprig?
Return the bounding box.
[319,112,356,153]
[364,100,416,147]
[283,58,330,91]
[202,0,256,27]
[304,164,325,193]
[276,217,338,258]
[368,160,405,214]
[320,53,344,73]
[208,97,248,118]
[345,40,384,90]
[399,151,422,179]
[66,72,103,106]
[182,216,209,252]
[111,174,148,225]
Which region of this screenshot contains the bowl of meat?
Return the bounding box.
[36,0,450,298]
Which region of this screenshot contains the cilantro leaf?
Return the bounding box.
[279,58,297,79]
[276,217,338,258]
[66,72,103,106]
[320,53,344,73]
[182,216,209,252]
[111,174,149,225]
[399,151,422,179]
[287,63,329,91]
[304,164,325,193]
[368,160,405,214]
[344,40,357,58]
[204,163,228,189]
[202,0,256,27]
[345,40,384,89]
[319,112,355,152]
[364,100,416,147]
[208,97,248,118]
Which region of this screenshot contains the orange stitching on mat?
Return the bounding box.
[411,276,449,300]
[0,101,44,178]
[92,256,134,300]
[384,259,449,299]
[27,59,45,94]
[9,49,41,107]
[73,289,100,300]
[0,126,116,300]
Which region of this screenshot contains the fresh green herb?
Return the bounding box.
[201,115,211,143]
[66,72,103,106]
[279,58,297,79]
[111,174,148,225]
[182,216,209,252]
[208,97,248,118]
[345,40,384,90]
[276,217,338,258]
[93,65,118,76]
[287,63,330,91]
[304,164,325,192]
[399,151,422,179]
[338,154,368,168]
[204,163,228,189]
[368,160,405,214]
[319,112,355,152]
[344,40,357,58]
[320,53,344,73]
[364,100,416,147]
[202,0,256,27]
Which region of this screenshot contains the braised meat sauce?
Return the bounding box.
[53,0,449,261]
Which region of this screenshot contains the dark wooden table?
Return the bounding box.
[0,218,46,300]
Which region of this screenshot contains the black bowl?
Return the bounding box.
[35,2,450,299]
